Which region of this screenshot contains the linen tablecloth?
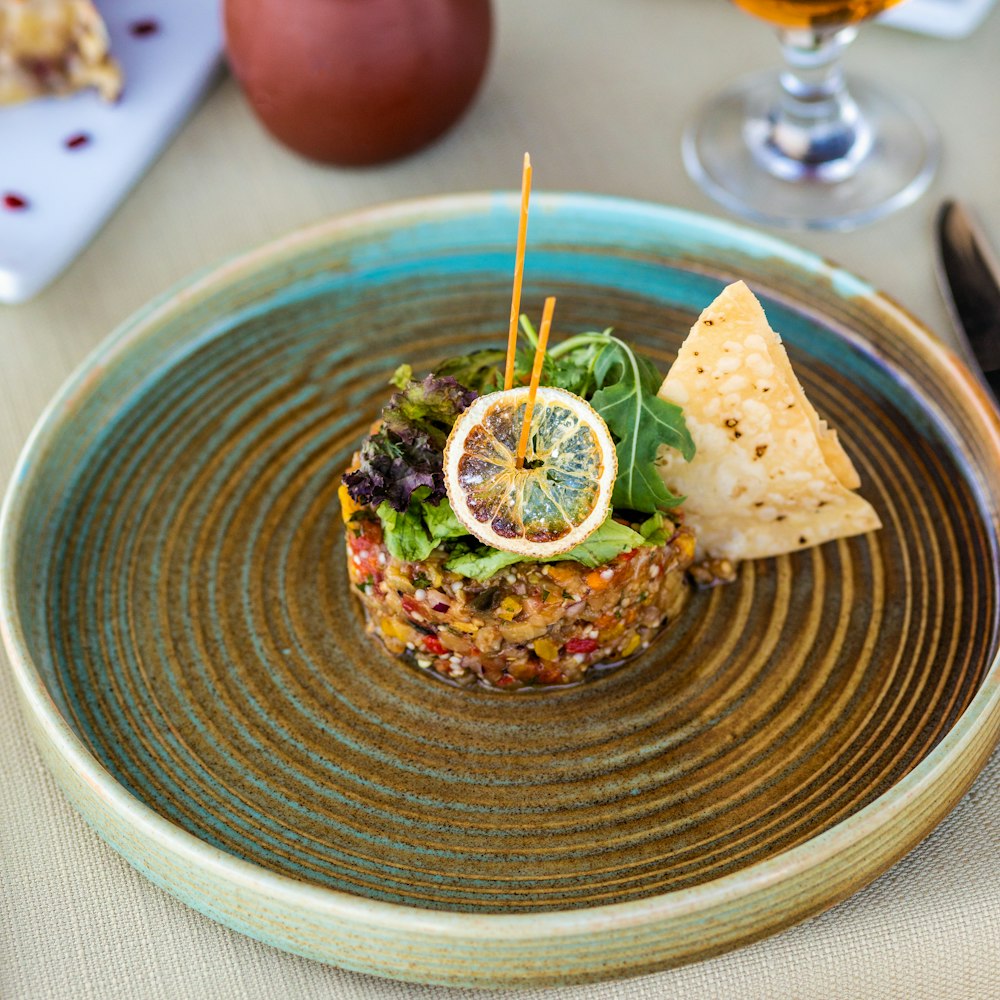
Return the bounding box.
[2,1,998,996]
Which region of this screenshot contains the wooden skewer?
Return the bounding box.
[515,296,555,469]
[504,153,532,391]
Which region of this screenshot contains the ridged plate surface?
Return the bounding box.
[3,194,1000,986]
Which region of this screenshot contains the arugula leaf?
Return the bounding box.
[589,340,694,513]
[544,329,695,513]
[519,316,603,397]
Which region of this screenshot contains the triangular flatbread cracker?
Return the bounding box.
[656,281,881,562]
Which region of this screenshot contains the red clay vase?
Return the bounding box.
[224,0,493,166]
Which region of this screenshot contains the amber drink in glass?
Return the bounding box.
[684,0,937,229]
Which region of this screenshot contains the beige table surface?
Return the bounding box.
[2,2,999,998]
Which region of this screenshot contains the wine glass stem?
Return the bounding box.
[750,26,872,183]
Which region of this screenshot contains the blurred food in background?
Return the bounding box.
[0,0,121,105]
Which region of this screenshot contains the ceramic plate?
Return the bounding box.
[2,194,999,988]
[0,0,222,303]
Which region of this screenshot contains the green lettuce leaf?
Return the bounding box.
[422,496,469,542]
[443,547,526,581]
[443,516,649,582]
[556,518,646,567]
[389,364,413,390]
[377,491,470,562]
[378,500,673,582]
[638,511,671,546]
[376,502,438,562]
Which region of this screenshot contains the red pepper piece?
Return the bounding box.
[422,635,447,656]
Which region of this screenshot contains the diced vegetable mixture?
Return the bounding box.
[345,512,695,689]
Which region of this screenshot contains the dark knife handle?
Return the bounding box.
[983,368,1000,405]
[936,200,1000,408]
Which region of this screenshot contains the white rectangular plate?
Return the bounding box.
[0,0,222,304]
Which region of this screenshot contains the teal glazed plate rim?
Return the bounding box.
[3,193,1000,988]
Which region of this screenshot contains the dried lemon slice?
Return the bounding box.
[443,386,617,556]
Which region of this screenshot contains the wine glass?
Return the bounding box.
[683,0,939,230]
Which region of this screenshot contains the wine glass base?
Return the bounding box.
[683,72,939,231]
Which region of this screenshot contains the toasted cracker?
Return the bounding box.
[656,281,881,562]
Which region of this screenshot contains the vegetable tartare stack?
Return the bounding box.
[339,309,697,690]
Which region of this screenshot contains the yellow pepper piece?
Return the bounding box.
[675,530,696,562]
[599,622,625,642]
[621,633,642,657]
[496,596,523,621]
[533,638,560,661]
[546,564,577,586]
[338,483,362,524]
[381,618,412,642]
